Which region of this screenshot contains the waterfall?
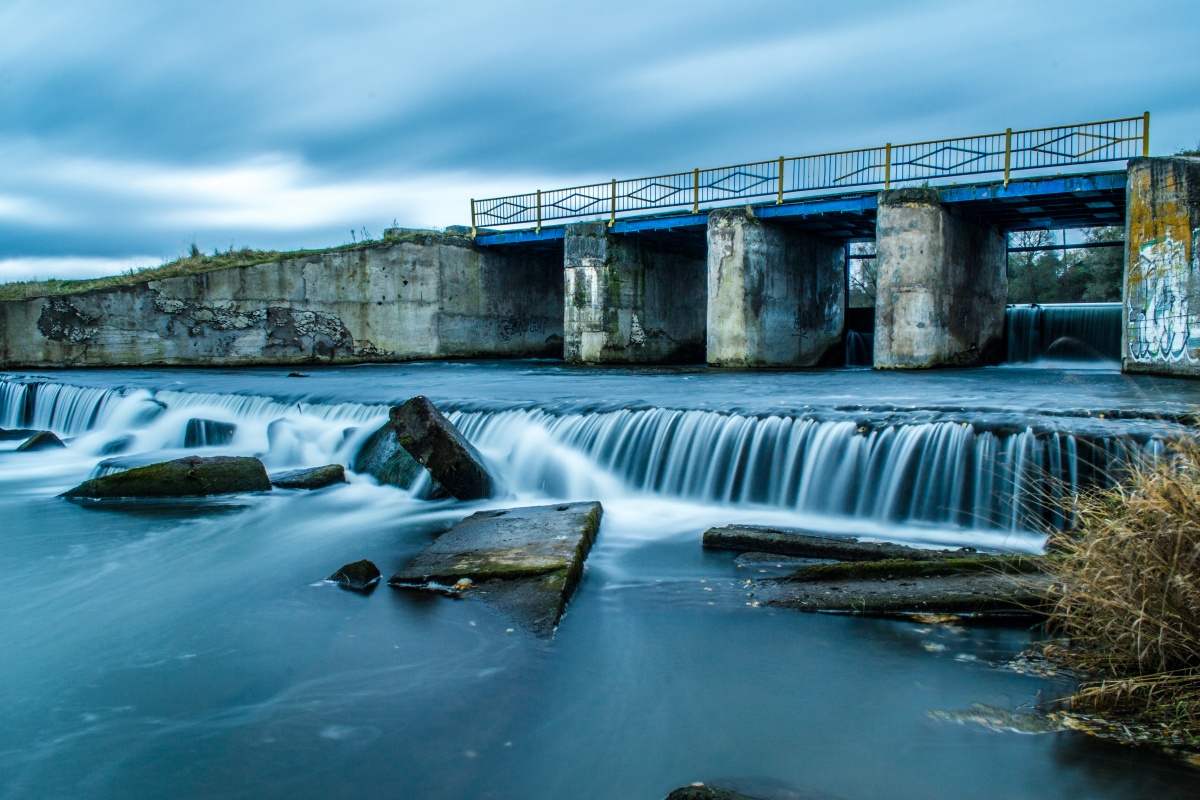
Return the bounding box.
[0,377,1165,533]
[1005,303,1122,362]
[845,331,874,367]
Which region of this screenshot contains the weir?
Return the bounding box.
[0,374,1174,534]
[1005,303,1123,362]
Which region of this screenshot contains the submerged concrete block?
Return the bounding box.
[873,188,1006,369]
[563,222,705,364]
[389,501,602,635]
[61,455,271,499]
[1123,156,1200,376]
[706,208,844,367]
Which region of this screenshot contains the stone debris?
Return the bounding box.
[61,455,272,499]
[14,430,66,452]
[389,502,602,636]
[387,396,493,500]
[270,464,347,490]
[703,524,984,562]
[328,559,381,592]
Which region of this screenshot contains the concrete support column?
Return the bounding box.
[563,222,706,364]
[1123,156,1200,376]
[873,188,1006,369]
[706,208,844,367]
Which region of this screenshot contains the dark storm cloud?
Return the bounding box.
[1,0,1198,278]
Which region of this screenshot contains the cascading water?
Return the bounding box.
[845,330,874,367]
[1005,302,1122,362]
[0,376,1165,534]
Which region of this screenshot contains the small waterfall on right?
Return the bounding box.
[1005,302,1122,363]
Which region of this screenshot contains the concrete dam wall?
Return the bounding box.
[0,232,565,368]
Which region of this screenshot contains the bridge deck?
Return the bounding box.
[474,171,1126,247]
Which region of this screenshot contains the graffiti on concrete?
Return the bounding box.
[1126,232,1200,363]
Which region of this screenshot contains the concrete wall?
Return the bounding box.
[706,208,844,367]
[1123,156,1200,376]
[563,222,706,364]
[874,188,1006,368]
[0,232,564,368]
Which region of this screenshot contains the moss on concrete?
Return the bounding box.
[61,455,271,499]
[785,555,1044,582]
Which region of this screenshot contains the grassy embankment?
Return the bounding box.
[1046,440,1200,751]
[0,229,446,302]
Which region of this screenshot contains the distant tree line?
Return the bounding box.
[846,226,1125,308]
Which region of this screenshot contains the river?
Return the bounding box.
[1,360,1198,799]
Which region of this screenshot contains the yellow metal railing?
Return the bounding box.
[470,114,1148,232]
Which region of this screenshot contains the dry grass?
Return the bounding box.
[1047,438,1200,728]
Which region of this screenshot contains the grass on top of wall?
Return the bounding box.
[0,229,447,302]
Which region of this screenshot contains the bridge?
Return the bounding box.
[463,114,1200,374]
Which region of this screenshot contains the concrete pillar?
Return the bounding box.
[706,208,844,367]
[1123,156,1200,376]
[563,222,706,364]
[873,188,1006,368]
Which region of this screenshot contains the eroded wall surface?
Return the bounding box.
[0,234,564,368]
[1123,157,1200,376]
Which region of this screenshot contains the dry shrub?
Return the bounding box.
[1048,438,1200,723]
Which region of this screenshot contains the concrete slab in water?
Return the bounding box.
[389,501,602,635]
[703,524,985,561]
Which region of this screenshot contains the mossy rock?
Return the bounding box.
[270,464,347,490]
[15,431,65,452]
[61,455,271,499]
[328,559,380,592]
[353,422,425,490]
[389,396,494,500]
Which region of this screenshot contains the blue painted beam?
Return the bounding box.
[936,171,1125,204]
[611,213,708,234]
[474,227,565,246]
[752,193,878,219]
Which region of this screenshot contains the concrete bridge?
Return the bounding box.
[1,114,1197,378]
[460,114,1198,377]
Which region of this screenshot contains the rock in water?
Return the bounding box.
[184,419,237,447]
[328,559,381,592]
[61,455,271,499]
[389,502,602,635]
[353,421,426,489]
[703,524,982,562]
[15,431,66,452]
[0,428,37,442]
[270,464,347,490]
[388,396,493,500]
[665,787,763,800]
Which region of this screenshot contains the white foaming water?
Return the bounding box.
[0,376,1167,554]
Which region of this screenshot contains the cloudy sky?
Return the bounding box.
[2,0,1198,281]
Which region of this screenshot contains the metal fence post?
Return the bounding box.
[470,199,476,239]
[777,156,785,204]
[610,179,616,227]
[1003,128,1013,187]
[692,169,700,214]
[1143,111,1151,157]
[536,189,542,232]
[884,144,892,190]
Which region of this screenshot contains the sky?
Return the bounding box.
[1,0,1198,281]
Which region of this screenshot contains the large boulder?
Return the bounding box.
[61,455,271,499]
[388,396,493,500]
[270,464,347,490]
[353,422,426,490]
[184,418,237,447]
[390,502,602,636]
[15,431,66,452]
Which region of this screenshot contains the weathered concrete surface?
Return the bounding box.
[703,524,984,561]
[1123,157,1200,376]
[707,208,844,367]
[353,420,426,490]
[874,188,1006,368]
[0,232,563,367]
[270,464,346,490]
[756,569,1051,616]
[564,222,706,364]
[61,455,271,499]
[14,430,65,452]
[388,396,493,500]
[389,502,602,635]
[328,559,381,592]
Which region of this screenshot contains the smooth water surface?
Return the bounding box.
[1,362,1198,800]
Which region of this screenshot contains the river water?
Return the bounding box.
[1,361,1198,799]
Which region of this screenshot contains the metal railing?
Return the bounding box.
[471,113,1148,232]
